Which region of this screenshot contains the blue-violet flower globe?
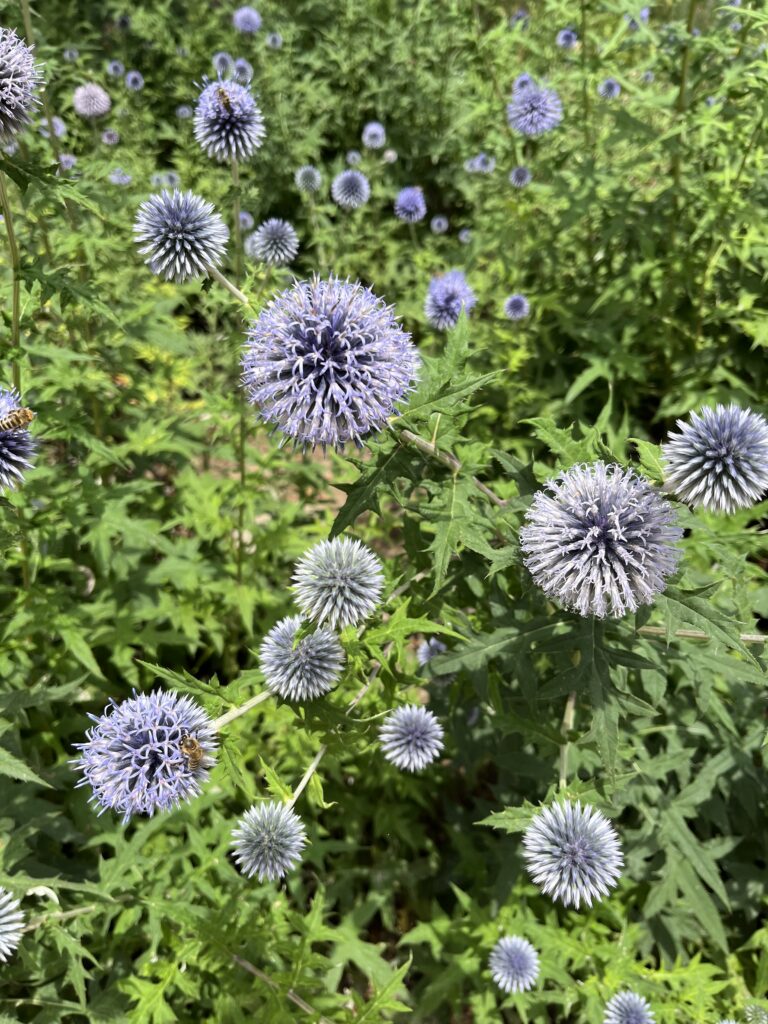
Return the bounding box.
[0,889,24,962]
[194,77,265,162]
[245,218,299,266]
[331,169,370,210]
[489,936,540,993]
[362,120,386,148]
[424,270,476,331]
[394,186,426,223]
[507,84,563,136]
[260,615,345,701]
[293,537,384,629]
[603,991,655,1024]
[379,705,444,772]
[231,802,306,881]
[232,6,261,32]
[504,293,530,320]
[134,189,229,283]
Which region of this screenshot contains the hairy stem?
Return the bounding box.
[212,690,271,731]
[206,265,252,307]
[396,426,508,509]
[0,170,22,393]
[231,159,243,284]
[559,691,577,789]
[287,745,327,810]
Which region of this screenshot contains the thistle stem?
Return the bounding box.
[212,690,271,731]
[638,626,766,644]
[287,744,327,810]
[0,169,22,393]
[559,691,577,789]
[671,0,699,193]
[395,425,507,509]
[24,905,98,931]
[232,955,333,1024]
[206,264,251,307]
[231,158,243,284]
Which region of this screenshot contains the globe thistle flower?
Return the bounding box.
[106,59,125,77]
[212,51,235,77]
[417,637,447,667]
[234,57,253,83]
[242,276,418,450]
[509,8,528,27]
[598,78,622,99]
[63,47,79,62]
[504,293,530,320]
[382,147,398,163]
[642,70,655,83]
[489,936,540,994]
[745,1010,768,1024]
[626,8,650,31]
[0,889,24,962]
[464,152,495,174]
[394,186,426,223]
[604,991,655,1024]
[72,83,111,119]
[379,705,444,772]
[521,461,682,618]
[507,84,562,137]
[331,169,370,210]
[295,164,322,193]
[662,404,768,514]
[73,689,217,823]
[125,70,144,91]
[109,167,131,186]
[510,165,532,188]
[556,27,578,48]
[346,149,362,166]
[39,114,66,139]
[513,72,534,91]
[164,171,181,188]
[58,152,76,172]
[0,28,42,142]
[430,214,449,235]
[101,128,119,145]
[239,209,254,230]
[176,103,193,119]
[194,78,265,163]
[293,537,384,628]
[3,140,17,155]
[260,615,345,701]
[245,218,299,266]
[424,269,476,331]
[458,227,471,245]
[134,189,229,283]
[523,800,623,908]
[266,32,283,49]
[233,5,262,32]
[362,120,386,149]
[231,802,306,882]
[0,389,36,490]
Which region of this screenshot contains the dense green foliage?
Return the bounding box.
[0,0,767,1021]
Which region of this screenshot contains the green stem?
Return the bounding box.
[212,690,271,731]
[671,0,700,193]
[559,691,577,789]
[287,745,327,810]
[206,265,252,307]
[580,0,596,273]
[0,169,22,393]
[308,197,327,270]
[231,158,243,284]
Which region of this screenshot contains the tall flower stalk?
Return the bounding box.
[0,171,22,393]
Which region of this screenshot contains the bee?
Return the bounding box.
[217,86,233,113]
[0,407,34,433]
[180,732,205,772]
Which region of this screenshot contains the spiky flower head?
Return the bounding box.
[242,276,419,450]
[523,800,623,908]
[331,169,370,210]
[0,29,42,142]
[379,705,444,772]
[717,1020,738,1024]
[232,802,306,881]
[507,84,563,136]
[101,128,119,145]
[0,889,23,962]
[521,461,682,618]
[134,189,228,283]
[510,165,532,188]
[58,152,76,171]
[394,186,426,223]
[295,164,322,193]
[745,1009,768,1024]
[293,537,384,628]
[176,103,193,119]
[266,32,283,49]
[109,167,131,186]
[556,27,578,48]
[513,72,534,91]
[125,69,144,91]
[63,47,79,61]
[489,936,540,993]
[0,388,37,490]
[464,152,495,173]
[458,227,472,244]
[260,615,344,701]
[424,269,476,331]
[662,404,768,514]
[417,637,447,667]
[346,149,362,166]
[504,293,530,320]
[106,59,125,77]
[212,51,235,77]
[598,77,621,99]
[362,120,386,148]
[232,5,262,32]
[234,57,253,83]
[245,218,299,266]
[194,77,265,163]
[72,82,111,119]
[239,209,254,230]
[430,214,449,235]
[73,689,217,823]
[39,114,66,139]
[603,991,655,1024]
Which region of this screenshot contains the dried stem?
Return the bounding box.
[232,955,334,1023]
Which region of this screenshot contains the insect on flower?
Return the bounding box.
[179,732,205,771]
[0,407,34,433]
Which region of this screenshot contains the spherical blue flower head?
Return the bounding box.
[508,84,563,137]
[642,70,654,83]
[39,114,66,139]
[430,215,449,235]
[234,57,253,83]
[598,78,621,99]
[73,83,111,119]
[464,152,495,174]
[521,461,682,618]
[233,5,262,32]
[194,78,265,163]
[556,27,578,48]
[0,28,43,142]
[125,70,144,91]
[626,7,650,31]
[260,615,345,701]
[424,270,477,331]
[245,218,299,266]
[58,153,76,173]
[346,149,362,166]
[295,164,322,193]
[489,936,540,994]
[394,186,426,223]
[331,169,370,210]
[662,404,768,513]
[239,209,254,230]
[362,120,386,149]
[0,889,23,963]
[504,293,530,320]
[745,1010,768,1024]
[266,32,283,49]
[523,800,623,908]
[73,689,218,823]
[106,59,125,77]
[293,537,384,628]
[63,47,79,62]
[242,276,418,450]
[109,167,131,185]
[231,802,306,881]
[513,72,534,91]
[510,165,532,188]
[379,705,444,772]
[212,51,235,77]
[0,388,37,490]
[458,228,471,245]
[176,104,193,119]
[509,8,528,27]
[101,128,119,145]
[417,637,447,667]
[603,991,655,1024]
[383,147,397,163]
[134,189,229,283]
